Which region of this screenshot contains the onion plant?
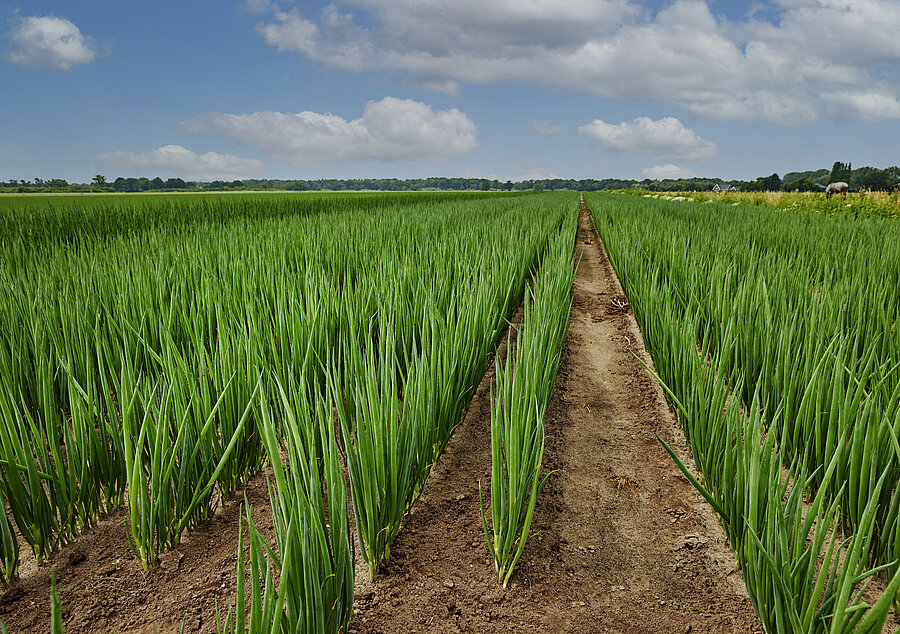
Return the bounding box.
[588,191,900,632]
[121,364,261,570]
[481,212,576,587]
[218,377,354,633]
[331,316,430,577]
[0,489,16,585]
[50,567,63,634]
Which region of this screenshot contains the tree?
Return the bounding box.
[92,174,107,186]
[830,161,851,184]
[783,178,820,192]
[753,173,782,191]
[854,167,892,191]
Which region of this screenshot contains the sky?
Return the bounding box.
[1,0,898,183]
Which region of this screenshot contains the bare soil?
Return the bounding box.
[0,197,761,633]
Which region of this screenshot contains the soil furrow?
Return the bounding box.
[349,197,761,633]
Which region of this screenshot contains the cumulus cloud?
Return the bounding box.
[578,117,718,161]
[4,15,106,70]
[531,120,563,136]
[821,90,900,122]
[92,145,266,181]
[642,164,701,180]
[256,6,375,72]
[250,0,900,125]
[178,97,478,166]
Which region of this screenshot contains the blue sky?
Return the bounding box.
[2,0,898,183]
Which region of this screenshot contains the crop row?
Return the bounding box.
[588,192,900,632]
[481,201,577,587]
[0,192,571,570]
[0,191,577,630]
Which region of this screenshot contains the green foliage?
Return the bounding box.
[0,490,16,585]
[831,161,852,184]
[51,567,63,634]
[0,191,579,627]
[218,381,355,634]
[588,192,900,633]
[783,177,820,192]
[742,173,783,191]
[480,207,577,587]
[783,169,831,186]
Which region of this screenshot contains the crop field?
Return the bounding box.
[1,190,898,632]
[0,191,581,632]
[588,192,900,632]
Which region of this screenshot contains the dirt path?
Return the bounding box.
[350,197,760,632]
[0,197,761,633]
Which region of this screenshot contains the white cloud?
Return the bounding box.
[513,160,560,181]
[416,79,461,97]
[251,0,900,125]
[821,90,900,122]
[256,6,375,72]
[4,15,106,70]
[578,117,718,161]
[531,120,563,136]
[178,97,478,166]
[92,145,266,181]
[642,164,701,179]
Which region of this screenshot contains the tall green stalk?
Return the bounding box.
[481,210,576,587]
[0,489,17,585]
[220,377,354,633]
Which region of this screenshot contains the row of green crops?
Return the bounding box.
[587,192,900,632]
[213,193,580,629]
[481,205,577,587]
[0,191,575,605]
[218,379,354,634]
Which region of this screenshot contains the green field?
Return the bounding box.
[4,190,900,632]
[589,192,900,632]
[0,191,577,631]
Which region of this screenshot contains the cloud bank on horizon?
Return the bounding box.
[93,145,266,182]
[252,0,900,126]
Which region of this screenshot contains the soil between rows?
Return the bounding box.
[0,198,761,633]
[348,198,760,633]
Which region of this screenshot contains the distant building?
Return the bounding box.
[711,183,738,192]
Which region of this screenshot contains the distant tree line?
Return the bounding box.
[782,164,900,192]
[2,165,898,194]
[110,177,188,192]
